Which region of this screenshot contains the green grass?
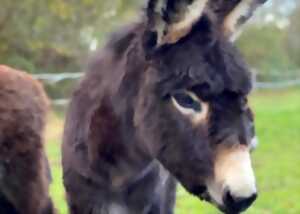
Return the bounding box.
[45,88,300,214]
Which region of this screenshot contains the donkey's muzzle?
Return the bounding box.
[223,191,257,214]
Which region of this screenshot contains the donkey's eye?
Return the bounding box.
[171,91,209,124]
[172,91,202,112]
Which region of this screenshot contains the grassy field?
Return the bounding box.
[45,88,300,214]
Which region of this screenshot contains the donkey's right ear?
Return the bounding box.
[208,0,268,41]
[144,0,209,50]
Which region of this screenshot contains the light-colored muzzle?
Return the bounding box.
[206,137,258,213]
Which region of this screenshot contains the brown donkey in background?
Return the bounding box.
[0,65,55,214]
[63,0,267,213]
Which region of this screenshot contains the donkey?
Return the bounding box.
[62,0,267,213]
[0,65,55,214]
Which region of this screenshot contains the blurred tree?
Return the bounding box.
[237,0,300,80]
[253,0,297,23]
[237,25,297,80]
[1,1,299,100]
[0,0,141,74]
[286,3,300,68]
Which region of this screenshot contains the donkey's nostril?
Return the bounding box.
[224,191,257,213]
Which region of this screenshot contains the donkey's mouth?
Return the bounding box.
[198,189,211,202]
[198,191,241,214]
[220,208,241,214]
[214,203,241,214]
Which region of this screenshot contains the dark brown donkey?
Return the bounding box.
[62,0,267,213]
[0,65,55,214]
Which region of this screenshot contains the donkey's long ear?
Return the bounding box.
[209,0,268,40]
[145,0,209,48]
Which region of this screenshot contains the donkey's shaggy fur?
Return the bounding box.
[63,1,267,213]
[0,65,55,214]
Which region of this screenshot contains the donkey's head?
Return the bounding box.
[128,1,266,213]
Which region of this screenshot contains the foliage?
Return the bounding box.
[46,88,300,214]
[286,4,300,67]
[237,25,297,80]
[1,1,299,75]
[1,1,300,99]
[0,0,141,73]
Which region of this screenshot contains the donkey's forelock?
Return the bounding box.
[105,18,252,100]
[150,18,253,100]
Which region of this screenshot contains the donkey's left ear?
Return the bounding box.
[209,0,268,41]
[144,0,209,49]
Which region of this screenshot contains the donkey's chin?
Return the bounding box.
[197,189,225,212]
[198,193,221,213]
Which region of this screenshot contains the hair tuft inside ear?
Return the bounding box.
[143,30,158,50]
[145,0,209,47]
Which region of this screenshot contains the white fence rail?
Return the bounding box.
[34,72,84,84]
[255,79,300,89]
[33,72,300,106]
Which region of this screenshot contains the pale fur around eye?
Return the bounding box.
[171,91,209,124]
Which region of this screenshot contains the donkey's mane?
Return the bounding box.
[105,23,143,59]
